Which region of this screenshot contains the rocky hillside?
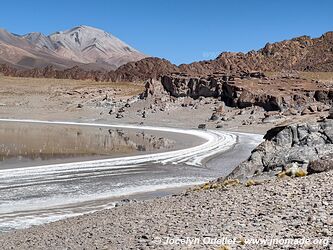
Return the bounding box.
[0,57,177,82]
[1,31,333,82]
[179,32,333,74]
[109,57,179,82]
[119,31,333,78]
[157,71,332,112]
[0,25,146,70]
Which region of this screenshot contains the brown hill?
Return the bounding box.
[109,57,179,82]
[0,57,178,82]
[1,32,333,82]
[179,31,333,74]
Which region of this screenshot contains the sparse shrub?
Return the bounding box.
[295,168,307,177]
[277,171,288,178]
[278,163,307,178]
[194,179,240,192]
[222,179,240,187]
[245,179,262,187]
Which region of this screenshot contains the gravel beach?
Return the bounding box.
[0,171,331,249]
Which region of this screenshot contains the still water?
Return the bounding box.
[0,122,179,168]
[0,121,209,232]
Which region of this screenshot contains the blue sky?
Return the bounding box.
[0,0,332,65]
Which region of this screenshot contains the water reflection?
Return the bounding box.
[0,122,175,166]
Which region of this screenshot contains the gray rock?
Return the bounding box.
[109,108,115,115]
[220,116,228,121]
[209,113,219,121]
[262,114,285,124]
[198,124,206,129]
[228,120,333,179]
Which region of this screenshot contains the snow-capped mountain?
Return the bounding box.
[0,25,147,69]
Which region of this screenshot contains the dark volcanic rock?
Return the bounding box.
[160,75,222,98]
[110,57,179,82]
[228,119,333,179]
[308,156,333,174]
[159,73,332,112]
[198,124,206,129]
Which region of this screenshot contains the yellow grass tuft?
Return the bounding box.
[245,179,262,187]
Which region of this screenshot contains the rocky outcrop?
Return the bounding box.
[160,74,224,98]
[11,62,331,115]
[139,78,169,99]
[160,72,263,99]
[159,73,333,112]
[227,119,333,179]
[180,32,333,74]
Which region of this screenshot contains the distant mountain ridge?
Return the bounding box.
[0,25,146,70]
[1,31,333,82]
[178,31,333,74]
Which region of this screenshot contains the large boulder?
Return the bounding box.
[140,78,170,99]
[228,119,333,179]
[308,155,333,174]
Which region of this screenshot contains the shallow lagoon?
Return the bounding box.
[0,120,207,232]
[0,121,199,169]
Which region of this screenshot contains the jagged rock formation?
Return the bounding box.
[0,25,146,70]
[159,72,332,112]
[179,32,333,74]
[140,78,169,99]
[228,118,333,179]
[160,72,264,99]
